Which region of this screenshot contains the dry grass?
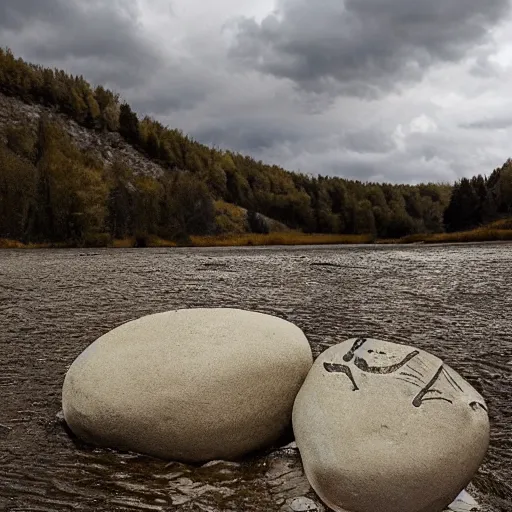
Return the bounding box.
[190,232,374,247]
[4,219,512,249]
[485,218,512,230]
[1,233,373,249]
[112,238,134,248]
[0,238,54,249]
[112,237,177,248]
[417,228,512,244]
[378,219,512,245]
[0,238,27,249]
[147,237,177,248]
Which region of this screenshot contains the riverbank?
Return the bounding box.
[2,222,512,249]
[0,233,374,249]
[191,227,512,246]
[389,226,512,245]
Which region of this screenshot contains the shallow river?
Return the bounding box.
[1,244,511,512]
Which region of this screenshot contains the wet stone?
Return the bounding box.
[62,308,313,463]
[293,338,490,512]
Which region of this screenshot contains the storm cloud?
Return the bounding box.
[1,0,512,183]
[0,0,162,87]
[230,0,511,96]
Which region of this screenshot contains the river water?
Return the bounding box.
[1,244,511,512]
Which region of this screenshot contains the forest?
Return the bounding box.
[0,47,511,246]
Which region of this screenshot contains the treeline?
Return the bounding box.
[444,162,512,232]
[0,47,510,244]
[0,120,215,245]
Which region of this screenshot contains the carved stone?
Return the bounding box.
[293,338,490,512]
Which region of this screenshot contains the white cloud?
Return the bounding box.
[409,115,438,134]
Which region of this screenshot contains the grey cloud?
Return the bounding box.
[0,0,211,111]
[342,129,395,154]
[193,119,304,153]
[175,75,509,185]
[462,117,512,130]
[288,146,459,185]
[469,54,502,78]
[0,0,67,30]
[130,72,214,116]
[0,0,162,88]
[327,160,383,182]
[191,114,442,184]
[132,89,207,116]
[217,101,504,184]
[229,0,510,96]
[190,101,395,157]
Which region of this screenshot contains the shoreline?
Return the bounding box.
[2,229,512,250]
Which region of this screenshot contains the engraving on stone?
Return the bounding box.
[324,339,487,411]
[323,362,359,391]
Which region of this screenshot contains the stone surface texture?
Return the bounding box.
[62,308,313,462]
[293,338,490,512]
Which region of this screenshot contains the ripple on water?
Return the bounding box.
[0,244,511,511]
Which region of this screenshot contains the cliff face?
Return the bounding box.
[0,92,164,178]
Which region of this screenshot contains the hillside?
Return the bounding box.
[0,91,287,245]
[0,91,165,178]
[0,48,511,246]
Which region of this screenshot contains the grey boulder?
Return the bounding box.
[63,308,313,462]
[292,338,490,512]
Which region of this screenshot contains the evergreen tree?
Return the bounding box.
[444,178,480,232]
[119,103,140,145]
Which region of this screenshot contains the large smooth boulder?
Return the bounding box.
[293,338,490,512]
[63,308,313,462]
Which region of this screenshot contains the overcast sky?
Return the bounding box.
[2,0,512,184]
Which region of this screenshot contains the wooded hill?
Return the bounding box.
[0,48,511,245]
